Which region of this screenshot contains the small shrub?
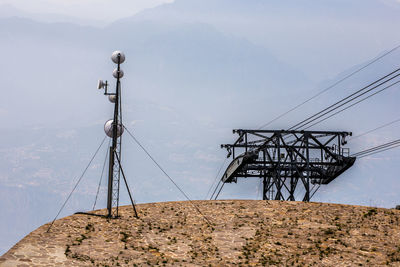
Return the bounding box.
[85,223,94,232]
[75,234,87,245]
[324,228,335,235]
[65,245,71,256]
[364,208,377,218]
[120,231,129,243]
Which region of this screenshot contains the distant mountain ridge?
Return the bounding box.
[0,4,105,26]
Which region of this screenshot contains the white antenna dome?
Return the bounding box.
[111,51,125,64]
[108,95,116,103]
[104,119,124,138]
[113,69,124,79]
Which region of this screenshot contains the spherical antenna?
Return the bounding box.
[108,95,116,103]
[113,69,124,79]
[104,119,124,138]
[111,51,125,64]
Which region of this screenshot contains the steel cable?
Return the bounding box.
[350,117,400,140]
[357,143,400,158]
[93,138,111,211]
[47,136,107,232]
[291,70,400,130]
[205,157,227,199]
[209,180,222,200]
[214,182,226,200]
[258,44,400,130]
[303,80,400,130]
[352,138,400,157]
[123,125,213,226]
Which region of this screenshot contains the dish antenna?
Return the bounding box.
[112,69,124,79]
[97,80,107,90]
[111,50,125,64]
[108,95,116,103]
[104,119,124,138]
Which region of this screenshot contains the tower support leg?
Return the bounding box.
[107,146,114,217]
[114,152,139,218]
[262,176,268,200]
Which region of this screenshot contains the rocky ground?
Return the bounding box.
[1,200,400,266]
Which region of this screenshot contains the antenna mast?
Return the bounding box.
[98,51,137,218]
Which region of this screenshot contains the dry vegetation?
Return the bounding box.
[1,200,400,266]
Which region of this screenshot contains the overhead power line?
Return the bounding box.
[258,43,400,130]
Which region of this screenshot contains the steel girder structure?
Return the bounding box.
[220,129,356,201]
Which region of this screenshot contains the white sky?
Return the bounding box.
[0,0,174,21]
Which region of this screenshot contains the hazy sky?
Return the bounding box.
[1,0,400,256]
[0,0,173,21]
